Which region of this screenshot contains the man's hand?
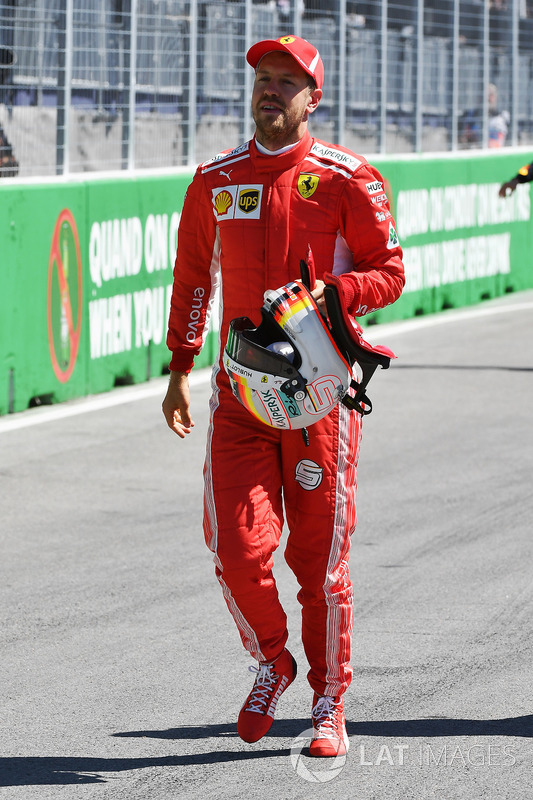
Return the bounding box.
[311,279,326,313]
[499,178,519,198]
[162,370,195,438]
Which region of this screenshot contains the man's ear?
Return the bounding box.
[307,88,322,114]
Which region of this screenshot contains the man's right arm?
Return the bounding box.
[163,168,217,439]
[499,177,519,197]
[166,168,218,373]
[162,370,194,438]
[499,161,533,197]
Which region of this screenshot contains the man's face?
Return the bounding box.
[251,51,321,149]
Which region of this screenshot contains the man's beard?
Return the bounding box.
[252,101,303,145]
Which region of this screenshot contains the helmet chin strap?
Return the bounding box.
[299,244,317,291]
[323,275,396,415]
[298,249,396,416]
[340,383,373,416]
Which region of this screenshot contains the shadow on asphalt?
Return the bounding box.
[113,714,533,741]
[0,748,290,786]
[2,715,531,786]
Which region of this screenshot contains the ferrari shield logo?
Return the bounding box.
[297,173,319,199]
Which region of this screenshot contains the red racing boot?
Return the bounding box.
[309,694,349,757]
[237,649,297,743]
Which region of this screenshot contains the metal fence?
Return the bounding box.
[1,0,532,178]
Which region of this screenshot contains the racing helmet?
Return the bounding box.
[224,280,352,430]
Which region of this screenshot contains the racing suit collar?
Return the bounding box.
[250,131,312,173]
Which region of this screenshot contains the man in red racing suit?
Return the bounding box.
[163,35,404,757]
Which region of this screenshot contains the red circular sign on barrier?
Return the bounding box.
[47,209,83,383]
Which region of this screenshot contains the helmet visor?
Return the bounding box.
[227,317,299,380]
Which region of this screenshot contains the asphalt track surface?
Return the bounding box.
[1,290,532,800]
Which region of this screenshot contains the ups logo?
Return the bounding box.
[238,189,260,214]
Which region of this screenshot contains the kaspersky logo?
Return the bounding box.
[47,209,83,383]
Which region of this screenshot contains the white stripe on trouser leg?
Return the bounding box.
[216,574,265,662]
[203,376,264,662]
[323,403,361,695]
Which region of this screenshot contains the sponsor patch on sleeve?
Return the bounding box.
[365,180,384,195]
[386,222,400,250]
[310,142,361,172]
[202,141,250,168]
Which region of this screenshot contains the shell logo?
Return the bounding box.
[214,190,233,215]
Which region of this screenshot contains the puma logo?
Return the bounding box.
[266,676,289,718]
[219,169,232,181]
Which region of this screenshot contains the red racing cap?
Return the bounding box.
[246,35,324,90]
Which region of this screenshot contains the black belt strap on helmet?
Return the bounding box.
[324,276,393,415]
[300,252,396,416]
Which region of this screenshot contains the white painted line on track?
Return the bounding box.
[363,300,533,341]
[1,297,532,433]
[0,371,212,434]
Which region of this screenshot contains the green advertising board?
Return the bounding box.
[1,150,532,415]
[0,170,218,415]
[369,150,533,323]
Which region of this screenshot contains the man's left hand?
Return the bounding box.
[311,279,326,313]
